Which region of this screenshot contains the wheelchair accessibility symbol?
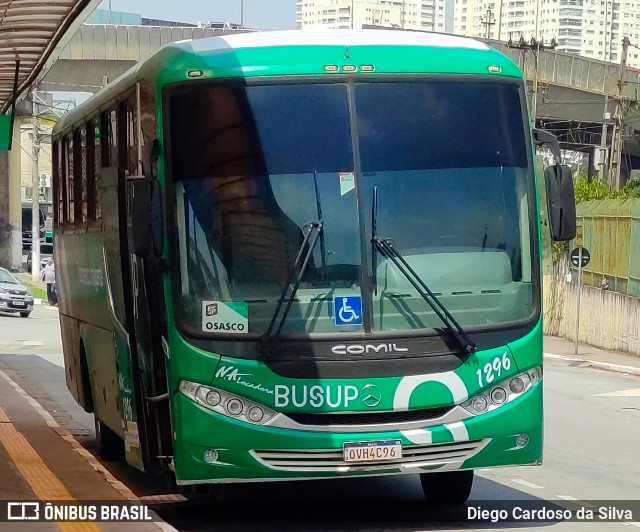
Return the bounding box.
[334,296,363,326]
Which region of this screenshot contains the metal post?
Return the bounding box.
[30,93,40,281]
[574,247,583,356]
[240,0,244,27]
[599,93,609,182]
[599,0,610,185]
[351,0,354,29]
[609,36,630,189]
[531,46,539,127]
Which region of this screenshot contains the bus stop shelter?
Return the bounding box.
[1,0,101,146]
[1,0,100,269]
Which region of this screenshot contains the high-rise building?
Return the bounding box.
[296,0,453,34]
[453,0,640,67]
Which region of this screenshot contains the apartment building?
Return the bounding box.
[296,0,453,34]
[453,0,640,67]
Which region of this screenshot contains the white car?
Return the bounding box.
[0,267,34,317]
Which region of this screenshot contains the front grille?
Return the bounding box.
[287,407,451,426]
[4,289,26,295]
[252,439,488,472]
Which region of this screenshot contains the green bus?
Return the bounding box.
[52,29,576,503]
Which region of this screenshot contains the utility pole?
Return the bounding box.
[507,37,557,127]
[608,36,630,189]
[240,0,244,28]
[351,0,354,29]
[30,90,41,281]
[598,0,610,182]
[482,9,495,39]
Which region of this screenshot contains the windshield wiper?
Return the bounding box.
[260,220,323,358]
[372,237,477,355]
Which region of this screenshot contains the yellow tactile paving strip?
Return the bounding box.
[0,406,101,532]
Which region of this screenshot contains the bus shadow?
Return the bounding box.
[149,475,562,531]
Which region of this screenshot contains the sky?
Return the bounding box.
[97,0,297,31]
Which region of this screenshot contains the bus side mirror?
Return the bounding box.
[130,178,163,258]
[544,164,576,241]
[150,180,163,258]
[130,178,152,257]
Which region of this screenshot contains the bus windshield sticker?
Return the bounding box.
[339,172,355,196]
[202,301,249,334]
[333,296,363,326]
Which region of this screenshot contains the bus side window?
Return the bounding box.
[53,139,61,228]
[139,82,157,176]
[107,109,118,168]
[86,120,96,224]
[64,135,74,226]
[120,96,138,176]
[73,127,87,225]
[94,121,102,221]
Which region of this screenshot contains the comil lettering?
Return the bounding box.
[275,384,359,408]
[331,343,409,355]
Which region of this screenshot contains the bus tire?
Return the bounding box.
[95,418,125,461]
[420,470,474,504]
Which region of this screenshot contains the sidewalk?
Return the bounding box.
[544,335,640,376]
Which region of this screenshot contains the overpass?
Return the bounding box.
[38,26,640,154]
[484,38,640,163]
[38,24,250,93]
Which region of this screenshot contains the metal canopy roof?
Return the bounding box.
[0,0,100,112]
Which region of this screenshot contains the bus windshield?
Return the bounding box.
[168,78,535,340]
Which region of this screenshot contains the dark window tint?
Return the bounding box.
[170,83,352,179]
[94,121,102,220]
[354,81,528,172]
[86,121,96,221]
[64,135,74,225]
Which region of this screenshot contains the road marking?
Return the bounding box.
[0,407,101,532]
[511,478,544,489]
[22,340,44,346]
[0,368,180,531]
[626,522,640,528]
[595,388,640,397]
[555,497,598,508]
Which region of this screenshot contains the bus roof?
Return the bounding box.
[187,29,490,52]
[53,29,521,135]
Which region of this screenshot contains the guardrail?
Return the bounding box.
[483,39,640,100]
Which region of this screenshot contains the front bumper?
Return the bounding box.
[0,297,34,314]
[172,379,542,484]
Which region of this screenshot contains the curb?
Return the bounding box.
[544,352,640,377]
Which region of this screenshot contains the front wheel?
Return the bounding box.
[19,312,31,318]
[95,418,125,461]
[420,470,474,504]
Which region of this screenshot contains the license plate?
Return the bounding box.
[10,301,26,307]
[343,440,402,463]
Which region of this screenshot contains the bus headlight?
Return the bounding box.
[179,380,276,426]
[462,367,542,415]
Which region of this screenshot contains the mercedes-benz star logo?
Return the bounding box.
[361,384,381,407]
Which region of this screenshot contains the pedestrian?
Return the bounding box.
[40,258,56,305]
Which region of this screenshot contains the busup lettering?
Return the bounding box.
[274,384,359,408]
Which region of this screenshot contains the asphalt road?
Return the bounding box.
[0,306,638,531]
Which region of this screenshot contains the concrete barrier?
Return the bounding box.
[543,268,640,357]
